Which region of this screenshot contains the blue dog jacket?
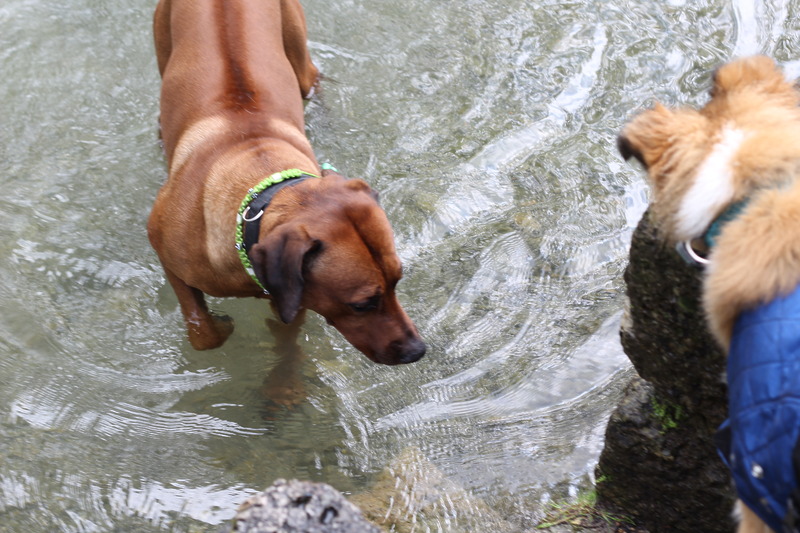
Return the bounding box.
[717,285,800,532]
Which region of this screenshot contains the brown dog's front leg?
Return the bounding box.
[164,268,234,350]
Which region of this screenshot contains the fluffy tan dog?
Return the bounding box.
[618,56,800,533]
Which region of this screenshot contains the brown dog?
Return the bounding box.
[148,0,425,365]
[619,56,800,533]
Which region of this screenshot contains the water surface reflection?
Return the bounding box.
[2,0,799,530]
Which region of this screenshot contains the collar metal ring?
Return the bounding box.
[242,206,264,222]
[679,240,710,266]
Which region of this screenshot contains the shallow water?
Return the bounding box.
[1,0,799,531]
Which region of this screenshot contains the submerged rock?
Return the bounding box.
[231,479,381,533]
[595,210,735,532]
[351,447,526,533]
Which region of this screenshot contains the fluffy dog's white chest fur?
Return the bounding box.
[676,126,746,239]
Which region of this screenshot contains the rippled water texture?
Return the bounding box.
[2,0,799,531]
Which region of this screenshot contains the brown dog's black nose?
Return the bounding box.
[395,337,426,365]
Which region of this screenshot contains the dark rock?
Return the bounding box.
[231,479,382,533]
[595,210,736,532]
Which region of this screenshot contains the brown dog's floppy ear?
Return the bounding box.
[345,176,381,203]
[249,225,321,324]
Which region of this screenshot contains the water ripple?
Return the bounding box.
[469,24,608,171]
[402,169,515,258]
[9,389,263,438]
[730,0,791,57]
[376,312,627,430]
[4,0,792,530]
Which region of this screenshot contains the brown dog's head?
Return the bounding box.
[618,55,800,241]
[249,172,426,365]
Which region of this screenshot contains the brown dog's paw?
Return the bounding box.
[186,313,234,350]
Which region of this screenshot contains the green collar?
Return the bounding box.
[235,168,322,292]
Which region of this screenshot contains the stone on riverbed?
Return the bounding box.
[231,479,381,533]
[351,447,527,533]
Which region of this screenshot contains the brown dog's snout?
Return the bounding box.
[389,335,426,365]
[344,316,426,365]
[357,325,426,366]
[319,310,426,365]
[375,308,426,365]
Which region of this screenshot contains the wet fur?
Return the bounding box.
[619,55,800,533]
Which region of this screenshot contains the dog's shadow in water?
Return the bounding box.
[259,310,311,417]
[165,303,319,423]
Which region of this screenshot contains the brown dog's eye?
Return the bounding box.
[349,296,379,313]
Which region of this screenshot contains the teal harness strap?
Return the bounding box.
[678,199,750,267]
[704,200,749,249]
[235,169,323,292]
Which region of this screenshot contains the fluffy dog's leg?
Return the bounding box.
[737,501,774,533]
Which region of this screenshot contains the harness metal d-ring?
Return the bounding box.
[679,240,710,266]
[242,206,264,222]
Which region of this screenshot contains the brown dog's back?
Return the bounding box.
[154,0,317,166]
